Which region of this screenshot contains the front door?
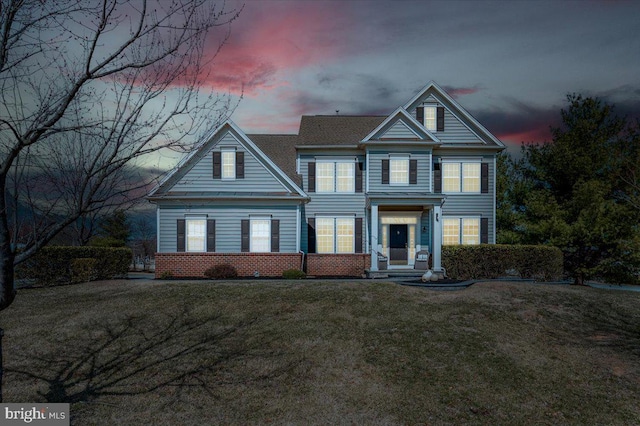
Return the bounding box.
[389,224,408,265]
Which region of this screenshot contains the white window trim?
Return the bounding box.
[389,155,410,186]
[315,216,356,254]
[221,148,236,181]
[442,216,481,245]
[424,104,437,131]
[250,218,271,253]
[441,160,482,194]
[186,217,207,252]
[316,160,355,193]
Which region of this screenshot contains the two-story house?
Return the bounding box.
[148,81,505,278]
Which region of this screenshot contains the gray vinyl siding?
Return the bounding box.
[173,131,288,192]
[436,154,496,243]
[158,203,298,252]
[367,149,431,193]
[408,94,484,144]
[381,119,418,139]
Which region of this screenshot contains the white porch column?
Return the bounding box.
[432,205,442,271]
[370,204,379,271]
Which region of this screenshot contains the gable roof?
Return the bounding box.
[297,115,386,146]
[248,134,301,186]
[361,108,440,144]
[148,120,306,199]
[404,81,504,147]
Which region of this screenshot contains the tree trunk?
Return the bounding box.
[0,174,16,311]
[573,273,585,286]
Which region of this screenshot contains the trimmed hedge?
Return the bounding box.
[17,246,132,286]
[442,244,563,281]
[282,269,306,279]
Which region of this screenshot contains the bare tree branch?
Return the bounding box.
[0,0,243,310]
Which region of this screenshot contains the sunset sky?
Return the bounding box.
[192,0,640,153]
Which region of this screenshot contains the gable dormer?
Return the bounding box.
[149,121,305,200]
[404,82,504,147]
[361,108,440,145]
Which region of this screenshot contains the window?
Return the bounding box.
[442,162,481,193]
[424,106,437,131]
[316,161,354,193]
[221,149,235,180]
[250,219,270,252]
[186,219,206,252]
[443,217,480,245]
[390,157,409,185]
[336,163,355,192]
[336,218,354,253]
[316,162,334,192]
[316,217,355,253]
[316,218,334,253]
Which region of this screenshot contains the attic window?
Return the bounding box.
[424,106,437,131]
[221,149,235,180]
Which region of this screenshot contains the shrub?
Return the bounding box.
[204,264,238,279]
[70,258,97,283]
[442,244,563,281]
[159,271,174,280]
[17,246,132,286]
[282,269,306,279]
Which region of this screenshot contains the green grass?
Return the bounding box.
[1,279,640,425]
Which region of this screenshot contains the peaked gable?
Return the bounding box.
[149,121,305,198]
[362,108,440,143]
[404,81,504,147]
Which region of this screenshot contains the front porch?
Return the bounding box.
[367,194,445,273]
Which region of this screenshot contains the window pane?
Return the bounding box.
[425,106,436,131]
[251,219,270,252]
[222,151,235,179]
[317,162,335,192]
[336,218,354,253]
[462,218,480,245]
[186,219,206,252]
[316,218,334,253]
[443,163,460,192]
[462,163,481,193]
[390,158,409,185]
[443,218,460,246]
[336,163,354,192]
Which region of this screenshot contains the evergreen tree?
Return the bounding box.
[512,95,640,285]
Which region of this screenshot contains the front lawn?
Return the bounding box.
[1,279,639,424]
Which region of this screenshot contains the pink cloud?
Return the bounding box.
[497,127,553,147]
[443,86,481,99]
[202,2,352,95]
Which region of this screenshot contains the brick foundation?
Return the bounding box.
[155,252,303,278]
[306,253,371,277]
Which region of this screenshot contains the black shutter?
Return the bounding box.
[355,218,363,253]
[177,219,185,252]
[307,218,316,253]
[308,162,316,192]
[355,162,363,193]
[409,159,418,185]
[481,162,489,193]
[434,162,442,193]
[206,219,215,252]
[481,218,489,244]
[212,152,221,179]
[241,219,250,252]
[271,219,280,252]
[382,159,389,184]
[416,106,424,125]
[437,107,445,131]
[236,151,244,179]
